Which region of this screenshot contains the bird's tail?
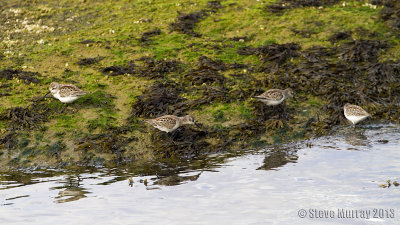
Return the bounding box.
[144,119,154,125]
[76,91,91,96]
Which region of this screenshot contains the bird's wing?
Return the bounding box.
[257,89,283,100]
[350,105,370,116]
[158,117,178,129]
[59,85,88,97]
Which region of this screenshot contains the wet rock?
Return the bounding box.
[0,69,41,84]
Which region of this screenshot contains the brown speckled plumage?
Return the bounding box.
[344,103,371,125]
[257,89,284,100]
[49,82,90,103]
[58,84,89,97]
[145,115,195,133]
[254,88,293,105]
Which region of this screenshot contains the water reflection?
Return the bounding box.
[153,171,203,186]
[257,146,299,170]
[0,124,399,225]
[49,175,91,203]
[54,187,90,203]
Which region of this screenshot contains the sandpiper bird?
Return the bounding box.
[145,115,196,133]
[343,103,371,125]
[45,82,90,103]
[254,88,294,106]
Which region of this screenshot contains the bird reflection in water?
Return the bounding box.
[257,146,298,170]
[51,175,91,203]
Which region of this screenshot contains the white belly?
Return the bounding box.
[155,123,180,133]
[53,93,79,103]
[345,115,368,124]
[261,99,284,106]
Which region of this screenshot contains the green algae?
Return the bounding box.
[0,0,399,169]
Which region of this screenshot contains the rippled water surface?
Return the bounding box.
[1,124,400,224]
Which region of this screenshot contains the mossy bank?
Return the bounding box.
[1,0,400,170]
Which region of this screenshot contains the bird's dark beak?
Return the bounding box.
[43,90,50,98]
[194,122,201,128]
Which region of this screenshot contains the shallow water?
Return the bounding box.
[1,124,400,225]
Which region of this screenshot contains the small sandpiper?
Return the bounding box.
[254,88,294,106]
[45,82,90,103]
[343,103,371,125]
[145,115,196,133]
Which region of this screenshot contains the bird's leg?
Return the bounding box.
[273,105,281,116]
[167,132,178,145]
[260,104,266,121]
[277,104,287,120]
[60,104,67,113]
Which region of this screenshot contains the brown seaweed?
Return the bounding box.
[0,69,41,84]
[328,31,352,43]
[0,103,55,130]
[266,0,341,14]
[130,81,185,118]
[139,28,162,43]
[338,40,388,62]
[377,0,400,34]
[102,58,181,78]
[169,11,208,37]
[102,62,136,76]
[169,1,223,37]
[76,56,104,66]
[238,43,301,65]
